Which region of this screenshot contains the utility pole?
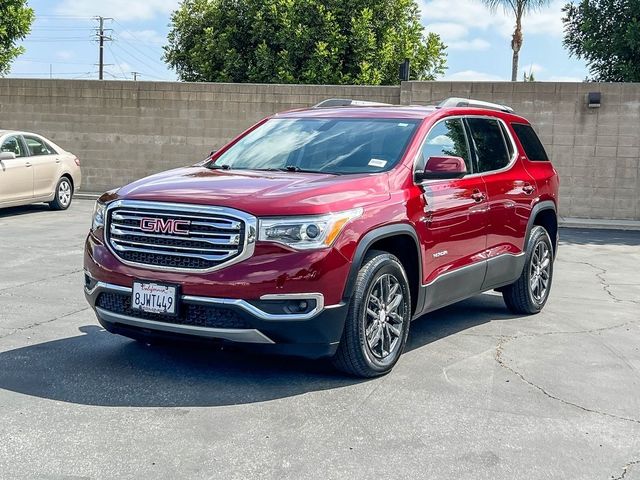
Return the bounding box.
[132,71,141,81]
[94,16,113,80]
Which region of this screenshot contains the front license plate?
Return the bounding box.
[132,281,178,316]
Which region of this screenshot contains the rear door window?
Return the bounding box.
[24,136,56,156]
[466,118,511,173]
[511,123,549,161]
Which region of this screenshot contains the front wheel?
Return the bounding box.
[49,176,73,210]
[332,251,411,378]
[502,225,554,314]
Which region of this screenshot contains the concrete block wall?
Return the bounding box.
[0,78,639,220]
[402,81,640,221]
[0,79,399,193]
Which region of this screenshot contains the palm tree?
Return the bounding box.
[481,0,551,81]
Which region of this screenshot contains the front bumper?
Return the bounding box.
[84,277,348,359]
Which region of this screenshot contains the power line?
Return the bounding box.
[110,40,168,78]
[106,43,129,80]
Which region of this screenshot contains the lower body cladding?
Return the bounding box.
[84,275,348,359]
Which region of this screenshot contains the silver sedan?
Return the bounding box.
[0,130,82,210]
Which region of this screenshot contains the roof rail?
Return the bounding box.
[438,97,514,113]
[313,98,393,108]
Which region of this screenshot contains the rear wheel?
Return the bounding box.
[332,251,411,378]
[49,176,73,210]
[502,225,554,314]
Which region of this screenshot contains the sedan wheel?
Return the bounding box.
[49,177,73,210]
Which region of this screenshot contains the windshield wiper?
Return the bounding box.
[208,163,231,170]
[280,165,340,175]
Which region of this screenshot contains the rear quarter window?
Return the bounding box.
[512,123,549,161]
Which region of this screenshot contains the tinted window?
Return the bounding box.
[467,118,511,173]
[24,136,56,156]
[512,123,549,161]
[418,119,471,172]
[213,118,419,175]
[1,136,25,157]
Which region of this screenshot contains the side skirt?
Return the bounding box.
[414,253,526,318]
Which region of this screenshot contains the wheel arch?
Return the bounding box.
[342,224,422,315]
[525,200,558,257]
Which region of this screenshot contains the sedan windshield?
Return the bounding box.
[210,118,420,175]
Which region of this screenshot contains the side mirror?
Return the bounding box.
[0,152,16,160]
[415,155,467,181]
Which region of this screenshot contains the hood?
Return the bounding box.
[113,166,390,216]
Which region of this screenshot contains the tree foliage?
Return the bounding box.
[563,0,640,82]
[164,0,447,84]
[0,0,34,76]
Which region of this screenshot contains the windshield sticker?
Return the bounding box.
[398,123,409,127]
[369,159,387,168]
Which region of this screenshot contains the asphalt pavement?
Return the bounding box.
[0,199,639,480]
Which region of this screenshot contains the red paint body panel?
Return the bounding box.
[85,104,559,319]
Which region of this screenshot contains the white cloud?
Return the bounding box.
[522,63,545,75]
[55,0,179,21]
[443,70,505,81]
[420,0,566,39]
[55,50,73,60]
[448,38,491,51]
[426,22,469,41]
[119,29,165,46]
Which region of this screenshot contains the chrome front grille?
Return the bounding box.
[105,200,257,272]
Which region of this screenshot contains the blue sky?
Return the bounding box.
[9,0,587,82]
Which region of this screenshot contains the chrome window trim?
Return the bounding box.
[85,280,328,321]
[104,200,257,274]
[413,114,519,185]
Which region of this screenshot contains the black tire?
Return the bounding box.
[49,176,73,210]
[502,225,554,314]
[332,251,412,378]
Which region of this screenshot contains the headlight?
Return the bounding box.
[258,208,363,250]
[91,200,106,231]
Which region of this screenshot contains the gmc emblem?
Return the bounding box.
[140,217,190,235]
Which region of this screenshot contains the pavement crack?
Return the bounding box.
[495,336,640,425]
[559,259,639,305]
[0,306,90,340]
[612,459,640,480]
[0,268,84,293]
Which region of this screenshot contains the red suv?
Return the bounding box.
[84,97,559,377]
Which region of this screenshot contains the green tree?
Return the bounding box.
[0,0,34,76]
[480,0,550,81]
[164,0,446,85]
[563,0,640,82]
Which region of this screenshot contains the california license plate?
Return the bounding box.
[132,281,178,316]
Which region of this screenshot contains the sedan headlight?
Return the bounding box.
[91,200,106,231]
[258,208,363,250]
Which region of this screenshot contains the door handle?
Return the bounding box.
[522,183,535,195]
[55,158,61,164]
[25,162,32,168]
[471,189,486,202]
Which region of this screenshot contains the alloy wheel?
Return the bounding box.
[529,241,551,303]
[364,273,406,359]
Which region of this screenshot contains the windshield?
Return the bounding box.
[210,118,420,174]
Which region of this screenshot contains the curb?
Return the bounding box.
[559,217,640,231]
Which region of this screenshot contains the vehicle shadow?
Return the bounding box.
[0,203,52,218]
[0,293,518,407]
[559,227,640,247]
